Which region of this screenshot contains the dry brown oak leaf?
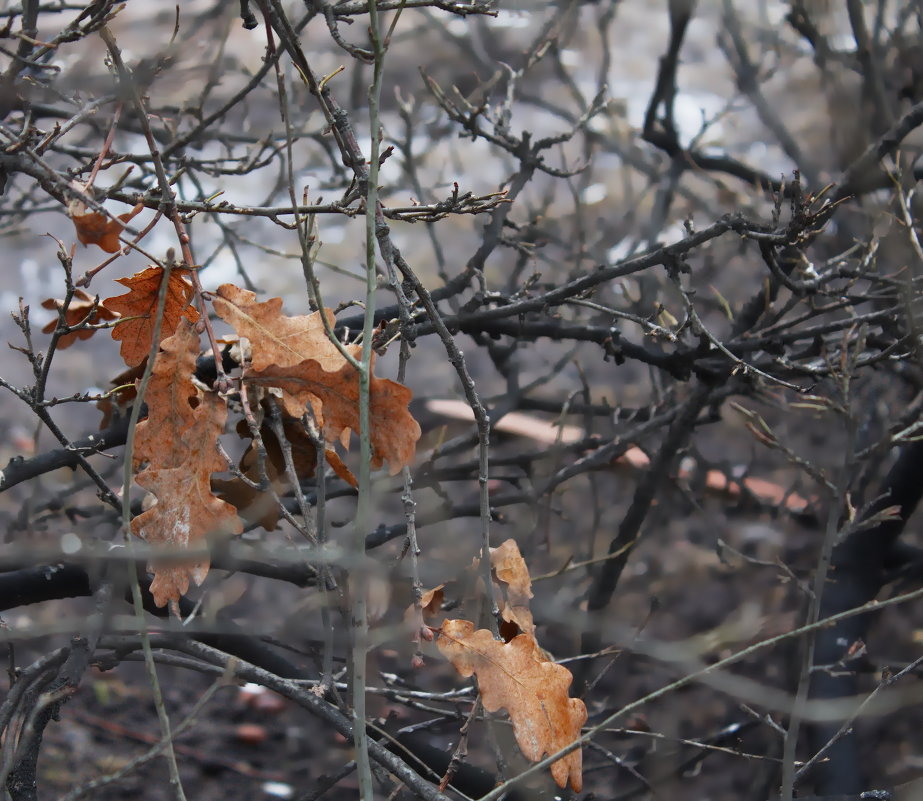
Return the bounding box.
[131,319,242,607]
[490,539,535,637]
[104,265,200,367]
[67,181,144,253]
[211,283,420,474]
[437,619,587,791]
[246,361,419,474]
[132,317,201,471]
[211,284,346,372]
[41,289,118,349]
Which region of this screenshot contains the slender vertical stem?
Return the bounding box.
[352,2,388,798]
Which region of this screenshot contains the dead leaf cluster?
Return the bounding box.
[46,271,421,608]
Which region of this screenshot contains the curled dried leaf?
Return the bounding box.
[490,539,535,636]
[212,283,419,474]
[437,619,587,791]
[247,359,419,474]
[67,181,144,253]
[403,584,445,630]
[41,289,118,349]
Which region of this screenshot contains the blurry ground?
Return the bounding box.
[3,1,923,800]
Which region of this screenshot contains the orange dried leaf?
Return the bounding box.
[212,283,420,473]
[67,181,144,253]
[104,265,200,367]
[490,539,535,636]
[271,416,357,487]
[41,289,119,349]
[132,388,242,607]
[248,359,419,474]
[132,464,242,607]
[420,585,445,617]
[274,415,321,478]
[130,324,242,606]
[403,584,445,629]
[212,474,282,532]
[324,448,358,488]
[437,619,587,791]
[133,318,201,471]
[211,284,346,371]
[288,412,356,486]
[491,539,533,602]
